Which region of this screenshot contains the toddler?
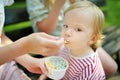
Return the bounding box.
[40,1,106,80]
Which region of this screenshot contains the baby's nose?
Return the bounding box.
[65,29,72,37]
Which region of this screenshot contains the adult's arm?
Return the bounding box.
[0,32,63,65]
[36,0,66,33]
[1,31,42,74]
[26,0,66,34]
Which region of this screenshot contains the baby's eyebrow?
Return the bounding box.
[74,24,84,28]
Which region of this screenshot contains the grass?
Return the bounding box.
[104,0,120,27]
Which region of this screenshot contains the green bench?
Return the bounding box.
[103,26,120,72]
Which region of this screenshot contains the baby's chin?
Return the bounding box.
[64,44,69,48]
[64,39,69,44]
[64,40,76,50]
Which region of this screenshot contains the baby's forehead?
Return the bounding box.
[65,8,94,21]
[65,7,94,18]
[74,7,94,15]
[64,8,94,29]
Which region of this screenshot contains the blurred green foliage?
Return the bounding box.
[105,0,120,27]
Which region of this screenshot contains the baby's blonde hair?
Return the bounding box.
[64,1,105,50]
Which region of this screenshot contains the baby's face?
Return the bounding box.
[62,8,94,50]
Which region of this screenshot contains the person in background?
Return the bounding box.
[26,0,118,78]
[26,0,71,36]
[0,0,63,80]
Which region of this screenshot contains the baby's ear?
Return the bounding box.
[88,35,99,45]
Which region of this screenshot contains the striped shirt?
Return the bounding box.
[59,48,105,80]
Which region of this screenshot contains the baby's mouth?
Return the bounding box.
[64,39,70,44]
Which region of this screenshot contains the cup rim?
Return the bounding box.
[45,56,69,71]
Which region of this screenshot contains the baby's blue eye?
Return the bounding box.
[63,25,68,28]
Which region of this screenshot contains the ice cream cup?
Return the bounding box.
[45,56,69,80]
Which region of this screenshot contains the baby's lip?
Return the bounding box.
[64,39,70,44]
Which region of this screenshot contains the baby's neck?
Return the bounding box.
[69,47,94,57]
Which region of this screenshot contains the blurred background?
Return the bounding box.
[4,0,120,80]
